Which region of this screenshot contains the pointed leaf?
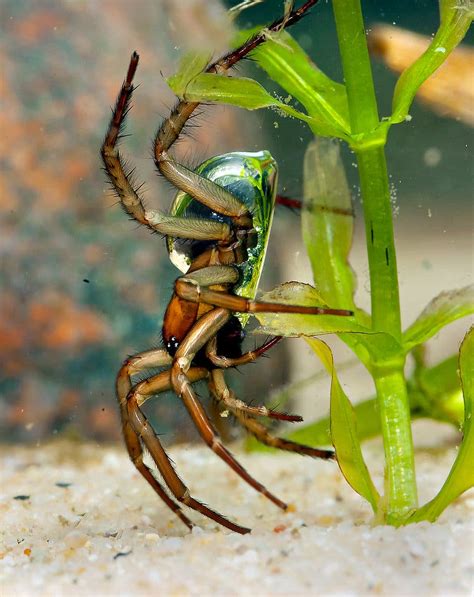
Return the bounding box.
[235,29,350,136]
[180,73,348,137]
[306,337,380,510]
[403,285,474,351]
[408,326,474,522]
[391,1,473,123]
[256,282,402,367]
[167,52,211,96]
[302,138,356,310]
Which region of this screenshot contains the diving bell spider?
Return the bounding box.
[101,0,352,534]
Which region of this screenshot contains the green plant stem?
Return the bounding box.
[332,0,417,519]
[374,369,418,521]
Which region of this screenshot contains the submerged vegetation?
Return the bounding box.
[168,0,473,525]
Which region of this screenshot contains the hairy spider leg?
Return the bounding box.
[170,307,290,515]
[153,1,321,224]
[116,348,196,529]
[175,265,353,317]
[101,2,321,234]
[123,364,251,534]
[205,335,305,423]
[209,369,335,459]
[119,338,297,531]
[101,54,148,227]
[126,385,251,534]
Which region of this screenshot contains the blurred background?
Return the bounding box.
[1,0,472,444]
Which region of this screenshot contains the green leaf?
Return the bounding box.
[169,28,352,139]
[288,397,379,447]
[247,351,463,455]
[411,353,464,427]
[287,352,463,448]
[178,73,347,137]
[256,282,402,369]
[391,1,473,123]
[236,29,350,136]
[403,286,474,352]
[302,137,356,310]
[167,52,211,96]
[306,337,380,510]
[408,326,474,522]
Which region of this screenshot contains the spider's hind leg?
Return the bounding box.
[205,335,304,423]
[209,369,335,460]
[116,348,199,530]
[125,365,251,534]
[171,307,291,513]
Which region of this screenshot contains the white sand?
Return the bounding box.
[1,430,472,596]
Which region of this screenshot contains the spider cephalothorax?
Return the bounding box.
[101,0,352,534]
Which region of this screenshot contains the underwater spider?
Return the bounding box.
[101,0,352,534]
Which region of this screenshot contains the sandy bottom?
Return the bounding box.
[1,431,472,596]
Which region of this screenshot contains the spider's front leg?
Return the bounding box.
[175,266,354,317]
[101,53,150,227]
[153,1,322,216]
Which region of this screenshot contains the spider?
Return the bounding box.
[101,0,353,534]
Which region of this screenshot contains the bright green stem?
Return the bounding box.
[356,148,401,335]
[332,0,401,335]
[374,369,418,520]
[332,0,417,519]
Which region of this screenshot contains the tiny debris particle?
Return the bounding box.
[58,515,71,527]
[64,531,88,549]
[23,548,32,557]
[55,482,72,488]
[273,524,286,533]
[145,533,160,542]
[13,495,30,501]
[83,278,90,283]
[113,550,132,560]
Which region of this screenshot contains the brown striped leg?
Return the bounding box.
[205,335,303,423]
[205,357,302,422]
[170,308,288,512]
[153,2,320,220]
[100,53,150,227]
[123,362,250,533]
[276,194,354,217]
[205,334,283,368]
[175,277,354,317]
[209,369,335,460]
[116,349,197,530]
